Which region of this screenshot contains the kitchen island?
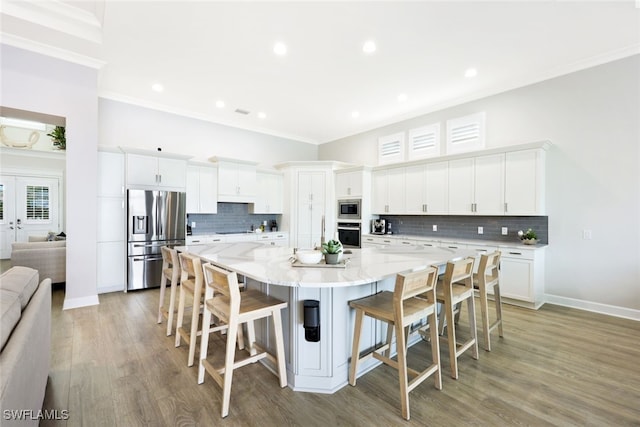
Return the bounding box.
[178,242,474,393]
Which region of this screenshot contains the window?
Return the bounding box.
[26,185,50,221]
[446,112,486,155]
[378,132,405,165]
[408,123,441,160]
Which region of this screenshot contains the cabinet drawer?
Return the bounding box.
[499,247,535,260]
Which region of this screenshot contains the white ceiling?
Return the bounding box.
[2,1,640,144]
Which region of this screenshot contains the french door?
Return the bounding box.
[0,175,60,259]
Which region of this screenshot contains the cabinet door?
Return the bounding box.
[98,152,124,197]
[218,162,238,196]
[237,163,257,197]
[448,158,474,214]
[97,241,125,293]
[424,161,448,214]
[297,171,325,248]
[500,256,533,302]
[127,154,158,187]
[371,170,388,213]
[157,158,186,189]
[198,167,218,213]
[474,154,505,215]
[335,172,351,198]
[505,149,543,215]
[97,198,125,242]
[387,168,405,214]
[404,164,426,214]
[253,172,283,214]
[186,166,200,213]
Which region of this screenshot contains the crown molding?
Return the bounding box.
[0,33,105,69]
[1,0,103,44]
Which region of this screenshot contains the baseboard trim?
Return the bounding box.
[62,294,100,310]
[544,294,640,321]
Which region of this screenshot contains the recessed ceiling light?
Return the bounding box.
[351,111,360,118]
[258,112,267,119]
[273,42,287,56]
[151,83,164,92]
[362,40,376,54]
[465,68,478,78]
[215,100,225,108]
[397,93,408,102]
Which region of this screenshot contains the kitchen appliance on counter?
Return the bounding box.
[371,219,387,235]
[337,199,361,220]
[127,189,186,290]
[337,222,361,248]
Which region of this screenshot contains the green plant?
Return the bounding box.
[47,126,66,150]
[321,239,342,254]
[520,228,537,240]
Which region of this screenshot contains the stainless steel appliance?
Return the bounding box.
[337,199,361,220]
[371,219,386,235]
[127,189,186,290]
[337,222,361,248]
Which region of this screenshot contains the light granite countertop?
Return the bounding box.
[176,242,475,288]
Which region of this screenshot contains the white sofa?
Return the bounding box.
[11,240,66,284]
[0,267,51,427]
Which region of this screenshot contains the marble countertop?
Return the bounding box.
[363,233,547,250]
[176,242,476,288]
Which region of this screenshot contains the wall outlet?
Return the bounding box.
[583,229,592,240]
[191,221,196,228]
[432,224,437,232]
[478,226,484,234]
[501,227,508,235]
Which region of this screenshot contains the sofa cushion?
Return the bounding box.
[12,240,66,250]
[0,267,40,309]
[0,289,21,352]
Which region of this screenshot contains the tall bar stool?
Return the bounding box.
[175,252,205,367]
[348,267,442,421]
[436,257,479,379]
[474,251,503,351]
[158,246,181,336]
[198,263,288,418]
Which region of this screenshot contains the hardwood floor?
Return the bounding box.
[42,288,640,426]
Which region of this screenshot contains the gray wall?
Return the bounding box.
[320,55,640,315]
[99,98,317,167]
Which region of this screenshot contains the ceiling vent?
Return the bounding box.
[234,108,250,115]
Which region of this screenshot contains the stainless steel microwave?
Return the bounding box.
[337,199,361,219]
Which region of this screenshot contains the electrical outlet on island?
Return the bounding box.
[432,224,437,232]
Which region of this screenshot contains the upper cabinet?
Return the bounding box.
[186,163,218,214]
[251,170,283,214]
[126,152,188,190]
[335,170,363,198]
[371,141,549,216]
[212,158,257,203]
[504,149,546,215]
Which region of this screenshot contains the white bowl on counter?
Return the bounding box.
[296,250,323,264]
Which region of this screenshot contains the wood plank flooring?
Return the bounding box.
[41,287,640,426]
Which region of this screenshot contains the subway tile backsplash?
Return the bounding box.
[187,203,281,234]
[378,215,548,244]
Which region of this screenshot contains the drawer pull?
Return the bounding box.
[509,251,522,255]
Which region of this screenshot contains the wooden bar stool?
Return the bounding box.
[175,252,205,367]
[474,251,503,351]
[348,267,442,421]
[198,263,288,418]
[436,257,479,379]
[158,246,181,336]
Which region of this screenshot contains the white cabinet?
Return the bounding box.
[296,170,327,249]
[216,159,257,203]
[251,171,283,214]
[335,170,363,198]
[448,154,504,215]
[361,235,393,247]
[257,232,289,246]
[404,161,448,214]
[505,149,546,215]
[126,153,187,190]
[499,246,545,309]
[372,167,405,214]
[97,150,126,293]
[186,164,217,214]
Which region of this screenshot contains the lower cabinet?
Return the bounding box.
[97,241,126,294]
[499,246,545,309]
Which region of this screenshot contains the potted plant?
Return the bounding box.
[47,126,66,150]
[518,228,538,245]
[321,239,343,264]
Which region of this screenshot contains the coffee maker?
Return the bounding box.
[371,219,386,234]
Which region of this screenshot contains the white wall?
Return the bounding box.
[1,44,100,309]
[320,55,640,316]
[98,99,317,167]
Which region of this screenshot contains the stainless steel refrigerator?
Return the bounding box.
[127,189,186,290]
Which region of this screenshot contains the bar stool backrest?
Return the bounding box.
[478,251,501,288]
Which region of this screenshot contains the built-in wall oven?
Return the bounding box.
[337,222,361,248]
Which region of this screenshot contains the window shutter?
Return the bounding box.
[408,123,440,160]
[446,112,486,154]
[378,132,405,165]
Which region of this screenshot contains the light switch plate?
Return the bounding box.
[191,221,196,228]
